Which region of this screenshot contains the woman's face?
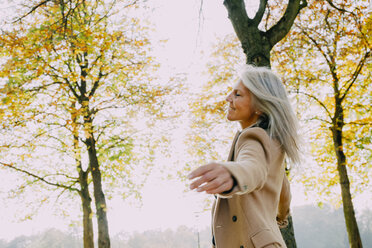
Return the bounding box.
[226,81,259,129]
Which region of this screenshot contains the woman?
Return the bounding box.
[188,65,300,248]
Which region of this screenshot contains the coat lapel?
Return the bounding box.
[227,131,241,161]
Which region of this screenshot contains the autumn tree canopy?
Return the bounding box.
[273,0,371,246]
[0,1,176,247]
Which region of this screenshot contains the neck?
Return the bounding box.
[239,115,260,129]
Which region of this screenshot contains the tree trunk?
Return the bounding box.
[223,0,271,66]
[86,132,111,248]
[80,170,95,248]
[72,102,95,248]
[80,97,111,248]
[332,103,363,248]
[223,0,306,67]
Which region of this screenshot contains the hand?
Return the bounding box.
[276,216,289,229]
[188,162,234,194]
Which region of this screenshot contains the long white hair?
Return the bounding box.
[239,65,301,165]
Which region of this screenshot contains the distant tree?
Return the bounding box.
[28,229,81,248]
[293,205,371,248]
[359,209,372,246]
[3,236,32,248]
[1,215,372,248]
[293,205,348,248]
[113,226,211,248]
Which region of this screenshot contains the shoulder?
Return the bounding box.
[235,127,280,163]
[236,127,271,149]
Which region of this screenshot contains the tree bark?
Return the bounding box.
[72,102,95,248]
[223,0,271,66]
[332,101,363,248]
[79,170,95,248]
[222,1,307,246]
[87,134,111,248]
[77,49,111,248]
[223,0,307,67]
[82,103,111,248]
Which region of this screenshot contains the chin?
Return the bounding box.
[226,115,235,121]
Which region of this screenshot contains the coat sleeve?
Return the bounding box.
[217,128,271,198]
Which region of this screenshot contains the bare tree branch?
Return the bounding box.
[340,50,371,102]
[89,71,103,97]
[267,0,307,46]
[223,0,253,40]
[302,116,332,125]
[253,0,268,25]
[13,0,51,23]
[0,162,80,192]
[293,90,333,120]
[346,122,371,126]
[299,26,339,82]
[325,0,355,15]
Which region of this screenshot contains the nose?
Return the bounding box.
[226,92,233,103]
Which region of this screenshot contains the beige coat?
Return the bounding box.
[212,127,291,248]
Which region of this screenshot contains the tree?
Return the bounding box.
[272,0,371,247]
[215,0,307,246]
[223,0,307,67]
[0,1,173,247]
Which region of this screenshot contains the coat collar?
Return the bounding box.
[227,122,260,161]
[227,131,241,161]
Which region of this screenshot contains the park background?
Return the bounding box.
[0,0,370,247]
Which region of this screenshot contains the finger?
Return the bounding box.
[199,177,224,192]
[187,163,216,180]
[198,166,231,191]
[202,173,232,193]
[189,170,218,190]
[206,181,233,194]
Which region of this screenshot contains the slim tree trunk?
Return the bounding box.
[80,171,95,248]
[87,136,111,248]
[83,105,111,248]
[332,102,363,248]
[79,55,111,247]
[72,102,95,248]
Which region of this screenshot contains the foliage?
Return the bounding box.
[0,0,176,225]
[186,34,245,169]
[272,0,371,205]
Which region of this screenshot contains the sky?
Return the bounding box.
[0,0,371,242]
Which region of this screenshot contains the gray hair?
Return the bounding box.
[238,65,301,165]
